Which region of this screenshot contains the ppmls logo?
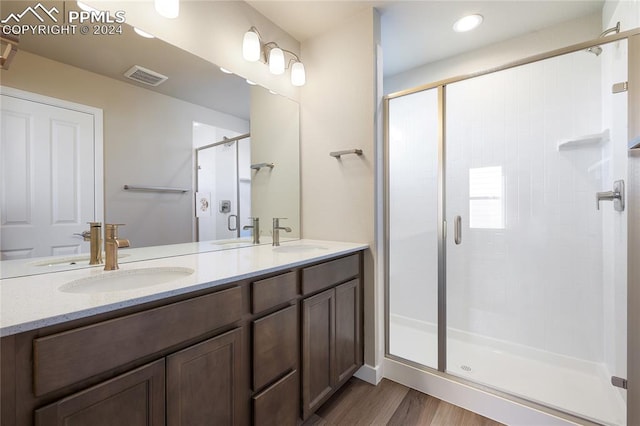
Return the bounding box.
[1,2,126,36]
[1,3,59,24]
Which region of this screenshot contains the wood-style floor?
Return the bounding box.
[303,378,504,426]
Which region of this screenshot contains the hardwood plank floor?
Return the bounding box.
[303,378,504,426]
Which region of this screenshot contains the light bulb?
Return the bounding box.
[268,47,285,75]
[155,0,179,19]
[243,30,261,62]
[291,61,306,86]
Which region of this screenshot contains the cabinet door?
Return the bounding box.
[34,359,165,426]
[167,328,242,426]
[334,279,362,384]
[301,288,334,419]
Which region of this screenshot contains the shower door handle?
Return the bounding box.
[454,216,462,245]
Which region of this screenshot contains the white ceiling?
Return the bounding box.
[247,0,605,76]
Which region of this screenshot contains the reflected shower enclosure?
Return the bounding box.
[386,39,628,425]
[194,123,251,242]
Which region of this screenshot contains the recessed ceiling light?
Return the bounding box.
[246,79,257,86]
[220,67,233,74]
[77,1,98,13]
[453,14,483,33]
[133,27,155,39]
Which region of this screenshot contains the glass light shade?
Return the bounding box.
[155,0,179,18]
[291,61,306,86]
[243,31,261,62]
[453,14,483,32]
[268,47,285,75]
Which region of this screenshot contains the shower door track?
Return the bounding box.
[383,26,640,425]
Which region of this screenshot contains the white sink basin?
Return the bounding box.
[59,267,195,294]
[273,244,328,253]
[31,254,130,267]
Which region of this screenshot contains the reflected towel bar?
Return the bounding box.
[251,163,274,170]
[330,149,363,158]
[124,185,189,193]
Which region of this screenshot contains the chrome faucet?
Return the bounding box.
[243,217,260,244]
[272,218,291,247]
[104,224,130,270]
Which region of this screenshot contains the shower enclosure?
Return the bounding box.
[194,130,251,242]
[386,36,631,425]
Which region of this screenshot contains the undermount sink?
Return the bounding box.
[31,254,130,267]
[272,244,328,253]
[58,267,195,294]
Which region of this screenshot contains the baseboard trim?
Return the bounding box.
[354,363,383,385]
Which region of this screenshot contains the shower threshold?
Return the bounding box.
[389,315,625,426]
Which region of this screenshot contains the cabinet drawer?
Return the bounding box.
[253,370,299,426]
[252,271,298,314]
[301,254,359,295]
[33,286,242,396]
[253,305,298,391]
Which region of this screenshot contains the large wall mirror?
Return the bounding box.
[0,1,300,278]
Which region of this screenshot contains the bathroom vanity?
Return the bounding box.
[0,240,366,425]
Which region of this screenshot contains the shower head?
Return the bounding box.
[585,45,602,56]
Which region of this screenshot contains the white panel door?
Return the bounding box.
[1,94,96,259]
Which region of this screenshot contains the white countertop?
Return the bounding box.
[0,240,368,337]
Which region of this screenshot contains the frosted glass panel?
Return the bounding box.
[445,41,627,425]
[388,88,439,369]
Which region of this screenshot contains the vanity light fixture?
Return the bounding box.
[155,0,179,19]
[453,14,483,32]
[242,26,306,86]
[133,27,155,39]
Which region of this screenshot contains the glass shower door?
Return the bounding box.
[445,41,627,425]
[387,88,440,369]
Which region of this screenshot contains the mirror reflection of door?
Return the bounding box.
[0,89,102,260]
[193,122,251,242]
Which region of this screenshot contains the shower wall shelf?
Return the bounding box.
[629,136,640,150]
[251,163,274,171]
[123,185,189,193]
[330,149,363,158]
[557,129,609,150]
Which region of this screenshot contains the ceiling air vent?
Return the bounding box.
[124,65,168,86]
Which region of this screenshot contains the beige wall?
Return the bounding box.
[300,8,380,368]
[250,86,300,238]
[1,50,249,248]
[91,1,301,100]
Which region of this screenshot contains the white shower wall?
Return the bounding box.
[446,49,606,361]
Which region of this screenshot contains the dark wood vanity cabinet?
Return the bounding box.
[301,255,362,420]
[0,250,364,426]
[34,359,166,426]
